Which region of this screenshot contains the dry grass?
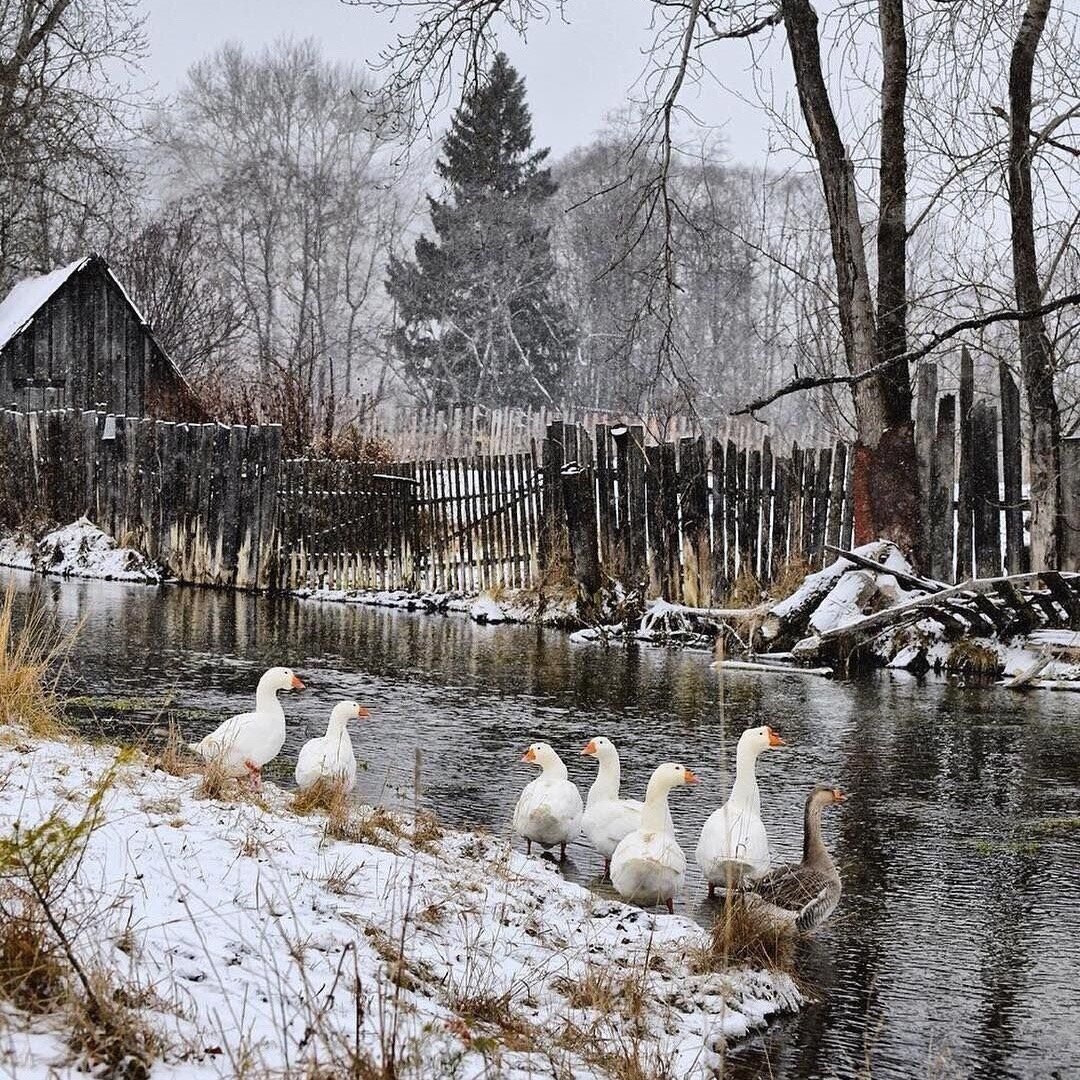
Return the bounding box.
[151,721,198,779]
[725,567,765,609]
[323,859,360,895]
[554,965,647,1020]
[688,894,795,974]
[770,556,812,602]
[291,776,352,816]
[0,583,70,738]
[0,887,65,1012]
[945,640,1002,677]
[193,758,230,801]
[363,926,434,993]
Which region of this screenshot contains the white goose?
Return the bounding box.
[295,701,368,792]
[189,666,304,786]
[513,743,583,859]
[610,762,697,914]
[581,736,648,878]
[695,724,784,895]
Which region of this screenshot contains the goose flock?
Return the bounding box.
[514,726,847,929]
[187,668,845,930]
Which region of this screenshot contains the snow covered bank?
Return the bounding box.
[0,733,799,1079]
[0,518,161,584]
[294,584,582,629]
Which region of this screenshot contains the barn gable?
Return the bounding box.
[0,254,204,419]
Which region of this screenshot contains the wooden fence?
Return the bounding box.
[2,366,1074,600]
[0,410,282,589]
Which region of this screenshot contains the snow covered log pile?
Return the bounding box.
[753,541,1080,686]
[0,517,162,583]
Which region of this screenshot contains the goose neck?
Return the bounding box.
[802,798,831,867]
[730,742,761,809]
[255,681,285,716]
[641,776,674,834]
[588,753,621,805]
[540,756,568,782]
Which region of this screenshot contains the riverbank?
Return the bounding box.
[0,728,800,1079]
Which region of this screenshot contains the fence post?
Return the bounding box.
[1059,438,1080,572]
[560,463,601,598]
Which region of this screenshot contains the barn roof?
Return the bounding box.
[0,258,89,350]
[0,254,156,353]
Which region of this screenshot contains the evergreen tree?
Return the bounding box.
[386,54,575,406]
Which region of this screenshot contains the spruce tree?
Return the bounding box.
[386,53,575,407]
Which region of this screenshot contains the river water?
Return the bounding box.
[5,568,1080,1079]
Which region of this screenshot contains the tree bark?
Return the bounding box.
[1008,0,1061,570]
[780,0,920,557]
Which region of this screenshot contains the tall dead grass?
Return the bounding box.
[689,893,795,974]
[0,583,71,737]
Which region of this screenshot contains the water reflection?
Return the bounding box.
[5,569,1080,1080]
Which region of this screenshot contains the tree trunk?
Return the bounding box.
[781,0,920,557]
[1008,0,1061,570]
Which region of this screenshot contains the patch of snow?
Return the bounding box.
[470,594,507,624]
[0,735,801,1078]
[0,518,161,583]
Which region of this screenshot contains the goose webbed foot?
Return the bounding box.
[665,898,674,915]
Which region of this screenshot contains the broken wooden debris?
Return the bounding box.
[1001,651,1053,690]
[822,543,946,594]
[711,659,834,679]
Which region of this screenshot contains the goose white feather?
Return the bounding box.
[610,762,697,913]
[189,667,303,784]
[696,725,784,892]
[513,743,583,858]
[295,701,367,791]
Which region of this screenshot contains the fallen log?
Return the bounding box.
[816,572,1062,645]
[1001,651,1053,689]
[822,543,946,594]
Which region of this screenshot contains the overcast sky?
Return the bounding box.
[142,0,795,165]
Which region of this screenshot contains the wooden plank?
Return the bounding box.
[929,394,957,584]
[992,579,1038,634]
[1042,571,1080,626]
[645,443,663,598]
[999,363,1026,574]
[627,425,647,587]
[1060,438,1080,574]
[915,361,938,569]
[724,437,738,588]
[811,446,831,567]
[800,449,817,562]
[759,436,773,586]
[826,442,847,556]
[709,437,728,600]
[680,436,710,607]
[746,444,762,579]
[956,346,975,581]
[770,453,790,581]
[971,401,1002,579]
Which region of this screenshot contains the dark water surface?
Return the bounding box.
[5,568,1080,1079]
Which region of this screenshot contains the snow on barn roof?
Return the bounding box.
[0,255,153,352]
[0,257,89,350]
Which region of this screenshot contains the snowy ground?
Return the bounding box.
[0,733,799,1079]
[0,519,161,584]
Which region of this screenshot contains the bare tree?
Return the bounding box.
[0,0,145,283]
[104,200,245,379]
[157,39,412,446]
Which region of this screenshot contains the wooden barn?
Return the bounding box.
[0,254,203,418]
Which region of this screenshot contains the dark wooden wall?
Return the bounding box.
[0,258,200,419]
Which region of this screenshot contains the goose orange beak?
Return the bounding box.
[684,769,699,784]
[357,705,371,719]
[291,675,305,690]
[833,788,848,802]
[581,740,597,756]
[521,748,537,763]
[767,727,785,747]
